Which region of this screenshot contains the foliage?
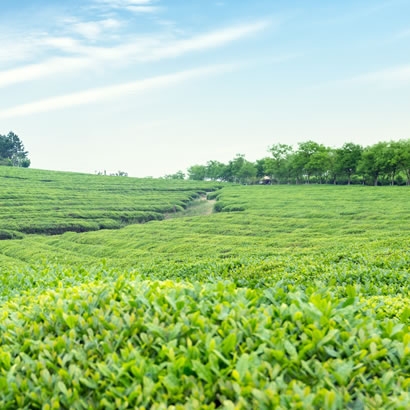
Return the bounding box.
[187,165,207,181]
[206,160,227,181]
[0,171,409,408]
[163,170,186,180]
[0,131,30,168]
[266,144,293,183]
[0,167,220,237]
[335,143,363,185]
[180,139,410,185]
[0,276,408,409]
[111,171,128,177]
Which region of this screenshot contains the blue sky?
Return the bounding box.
[1,0,409,177]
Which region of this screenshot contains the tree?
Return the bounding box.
[110,170,128,177]
[382,140,405,185]
[205,160,227,181]
[255,157,271,179]
[226,154,257,184]
[164,170,185,180]
[293,141,328,183]
[327,149,339,184]
[0,131,30,167]
[358,142,388,186]
[229,154,246,183]
[237,160,257,184]
[335,143,363,185]
[395,139,410,185]
[267,143,293,183]
[308,148,333,183]
[187,165,206,181]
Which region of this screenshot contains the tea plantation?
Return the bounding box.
[0,167,408,409]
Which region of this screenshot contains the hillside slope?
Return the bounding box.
[0,167,220,238]
[0,174,408,408]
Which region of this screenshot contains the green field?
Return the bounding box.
[0,167,221,239]
[0,167,409,409]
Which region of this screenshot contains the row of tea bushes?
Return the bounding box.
[0,167,221,237]
[0,276,408,409]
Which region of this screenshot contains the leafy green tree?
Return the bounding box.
[110,171,128,177]
[327,149,339,184]
[205,160,227,181]
[187,165,206,181]
[237,160,257,184]
[222,154,244,183]
[335,143,363,185]
[226,154,257,184]
[255,158,270,179]
[395,139,410,185]
[285,152,301,184]
[164,170,185,180]
[293,141,328,183]
[267,143,293,183]
[229,154,246,182]
[0,131,30,167]
[308,148,333,183]
[380,141,403,185]
[358,142,388,186]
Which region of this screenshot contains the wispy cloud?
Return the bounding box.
[0,35,40,64]
[125,5,159,13]
[0,15,122,64]
[92,0,160,13]
[143,20,271,60]
[43,36,82,52]
[348,64,410,86]
[0,20,270,89]
[309,63,410,90]
[0,57,93,88]
[70,18,122,41]
[94,0,154,5]
[0,64,237,119]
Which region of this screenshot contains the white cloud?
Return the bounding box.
[143,20,270,61]
[43,36,80,51]
[0,14,123,64]
[125,5,159,13]
[96,0,153,4]
[92,0,158,13]
[0,64,236,119]
[0,57,92,88]
[309,64,410,90]
[349,64,410,86]
[128,0,153,3]
[73,22,102,40]
[0,33,48,64]
[70,18,122,41]
[0,20,269,88]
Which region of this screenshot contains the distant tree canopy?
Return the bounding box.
[163,170,185,180]
[95,170,128,177]
[0,132,30,168]
[181,139,410,186]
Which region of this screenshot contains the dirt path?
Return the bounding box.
[165,196,215,219]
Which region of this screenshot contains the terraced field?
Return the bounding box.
[0,167,408,409]
[0,167,220,239]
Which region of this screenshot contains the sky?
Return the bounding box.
[1,0,410,177]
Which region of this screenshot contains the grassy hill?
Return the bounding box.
[0,168,408,409]
[0,167,221,238]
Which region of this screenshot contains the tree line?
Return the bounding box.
[0,132,30,168]
[170,139,410,186]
